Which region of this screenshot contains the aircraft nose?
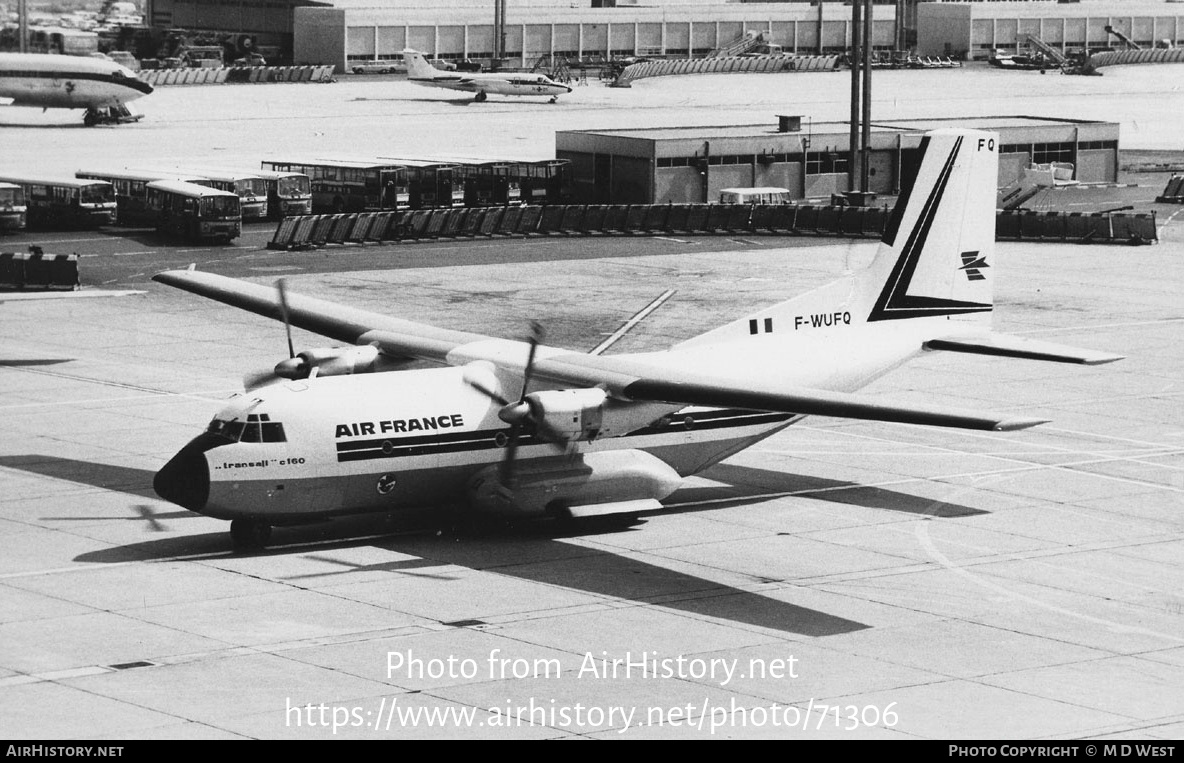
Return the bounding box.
[153,435,215,512]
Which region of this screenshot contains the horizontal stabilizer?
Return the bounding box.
[924,333,1124,365]
[619,377,1047,432]
[563,499,663,518]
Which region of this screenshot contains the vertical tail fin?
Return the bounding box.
[402,49,438,80]
[678,128,999,350]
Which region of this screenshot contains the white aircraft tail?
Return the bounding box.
[402,49,440,80]
[679,129,999,349]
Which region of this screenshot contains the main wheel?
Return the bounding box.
[474,91,487,102]
[230,519,272,550]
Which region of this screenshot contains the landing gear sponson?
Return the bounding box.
[230,518,272,551]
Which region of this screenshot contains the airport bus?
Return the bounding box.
[163,169,269,220]
[145,180,241,243]
[415,156,572,206]
[261,159,406,213]
[76,168,208,225]
[372,158,462,208]
[0,182,27,232]
[0,175,117,229]
[718,187,792,205]
[250,169,312,219]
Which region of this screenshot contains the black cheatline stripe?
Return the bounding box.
[336,427,488,451]
[880,135,929,247]
[0,69,153,95]
[868,136,991,323]
[334,410,794,463]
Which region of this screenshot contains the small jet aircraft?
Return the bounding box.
[0,52,152,125]
[152,129,1121,549]
[402,48,572,102]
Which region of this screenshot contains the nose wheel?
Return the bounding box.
[230,519,272,551]
[474,90,487,102]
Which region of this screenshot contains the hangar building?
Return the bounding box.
[139,1,1184,69]
[917,0,1184,59]
[554,115,1119,204]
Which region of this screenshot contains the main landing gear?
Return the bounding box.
[82,104,143,126]
[548,95,559,103]
[230,518,272,551]
[473,90,488,102]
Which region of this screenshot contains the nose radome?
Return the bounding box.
[153,437,213,513]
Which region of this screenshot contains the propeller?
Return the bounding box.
[243,279,310,389]
[464,321,568,487]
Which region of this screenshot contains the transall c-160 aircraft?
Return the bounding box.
[153,129,1121,549]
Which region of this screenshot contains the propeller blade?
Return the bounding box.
[277,278,295,360]
[518,320,543,403]
[500,423,522,487]
[243,368,280,390]
[462,362,512,407]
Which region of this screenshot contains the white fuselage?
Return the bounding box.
[0,53,152,109]
[409,72,572,99]
[154,325,933,524]
[155,367,801,523]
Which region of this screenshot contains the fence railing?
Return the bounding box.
[138,65,336,86]
[267,204,1158,250]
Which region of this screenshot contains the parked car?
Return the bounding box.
[351,61,399,74]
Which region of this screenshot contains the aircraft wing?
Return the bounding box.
[154,269,1046,432]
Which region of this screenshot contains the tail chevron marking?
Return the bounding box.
[867,135,993,323]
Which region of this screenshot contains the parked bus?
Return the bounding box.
[718,187,792,205]
[414,156,572,206]
[250,169,312,218]
[372,157,462,208]
[145,180,241,243]
[517,159,572,204]
[0,175,116,229]
[261,158,406,213]
[76,167,207,225]
[161,169,269,220]
[0,182,27,232]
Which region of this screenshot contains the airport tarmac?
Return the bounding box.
[0,64,1183,740]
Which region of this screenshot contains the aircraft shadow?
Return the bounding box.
[0,359,72,367]
[10,453,986,636]
[0,119,87,129]
[671,463,988,518]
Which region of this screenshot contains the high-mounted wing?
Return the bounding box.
[154,269,1045,432]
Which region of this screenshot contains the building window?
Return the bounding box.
[806,152,849,175]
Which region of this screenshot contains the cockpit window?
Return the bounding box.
[206,413,286,443]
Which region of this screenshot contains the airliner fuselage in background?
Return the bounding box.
[0,52,152,124]
[402,48,572,102]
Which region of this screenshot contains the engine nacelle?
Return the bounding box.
[274,344,383,379]
[466,449,682,516]
[524,387,607,441]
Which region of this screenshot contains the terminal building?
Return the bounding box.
[554,115,1120,204]
[917,1,1184,59]
[137,1,1184,69]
